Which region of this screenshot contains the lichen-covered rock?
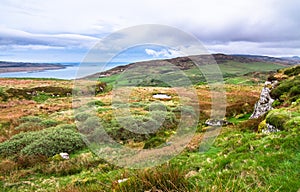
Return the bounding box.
[205,119,230,126]
[262,123,280,134]
[250,81,278,119]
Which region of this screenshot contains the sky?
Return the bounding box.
[0,0,300,62]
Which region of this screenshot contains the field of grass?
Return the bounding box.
[98,61,285,86]
[0,63,299,191]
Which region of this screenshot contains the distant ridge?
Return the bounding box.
[84,53,298,79]
[0,61,64,73]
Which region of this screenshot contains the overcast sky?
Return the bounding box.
[0,0,300,62]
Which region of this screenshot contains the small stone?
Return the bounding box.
[59,152,69,159]
[117,178,128,183]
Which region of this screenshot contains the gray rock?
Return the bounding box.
[262,123,280,134]
[250,80,277,119]
[205,119,230,126]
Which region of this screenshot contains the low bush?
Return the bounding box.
[0,87,8,101]
[87,100,105,107]
[270,76,300,102]
[14,121,44,132]
[20,116,42,123]
[32,93,51,103]
[0,125,85,157]
[75,112,91,122]
[283,65,300,76]
[143,137,166,149]
[41,119,59,128]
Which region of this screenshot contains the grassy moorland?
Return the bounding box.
[0,62,299,191]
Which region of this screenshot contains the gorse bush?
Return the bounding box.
[0,124,85,157]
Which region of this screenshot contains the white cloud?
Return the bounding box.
[0,26,99,50]
[0,0,300,62]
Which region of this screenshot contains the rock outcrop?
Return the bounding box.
[205,119,230,126]
[262,123,280,134]
[250,80,278,119]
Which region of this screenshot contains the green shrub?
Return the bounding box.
[0,87,8,101]
[97,107,111,113]
[20,116,42,123]
[283,65,300,76]
[14,121,43,132]
[270,76,300,102]
[289,85,300,97]
[143,137,166,149]
[32,93,51,103]
[21,129,84,156]
[41,119,59,128]
[266,109,291,130]
[87,100,105,107]
[79,116,101,135]
[55,124,77,131]
[144,102,170,111]
[75,112,91,122]
[0,125,84,157]
[272,100,281,107]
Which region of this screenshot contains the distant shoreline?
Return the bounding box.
[0,61,65,74]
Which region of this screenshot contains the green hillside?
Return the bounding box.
[0,63,299,191]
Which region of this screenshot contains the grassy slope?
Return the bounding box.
[0,64,299,191]
[98,61,285,86]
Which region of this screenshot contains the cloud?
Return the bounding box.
[145,48,181,58]
[0,27,99,49]
[0,0,300,62]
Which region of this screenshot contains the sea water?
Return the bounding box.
[0,62,127,80]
